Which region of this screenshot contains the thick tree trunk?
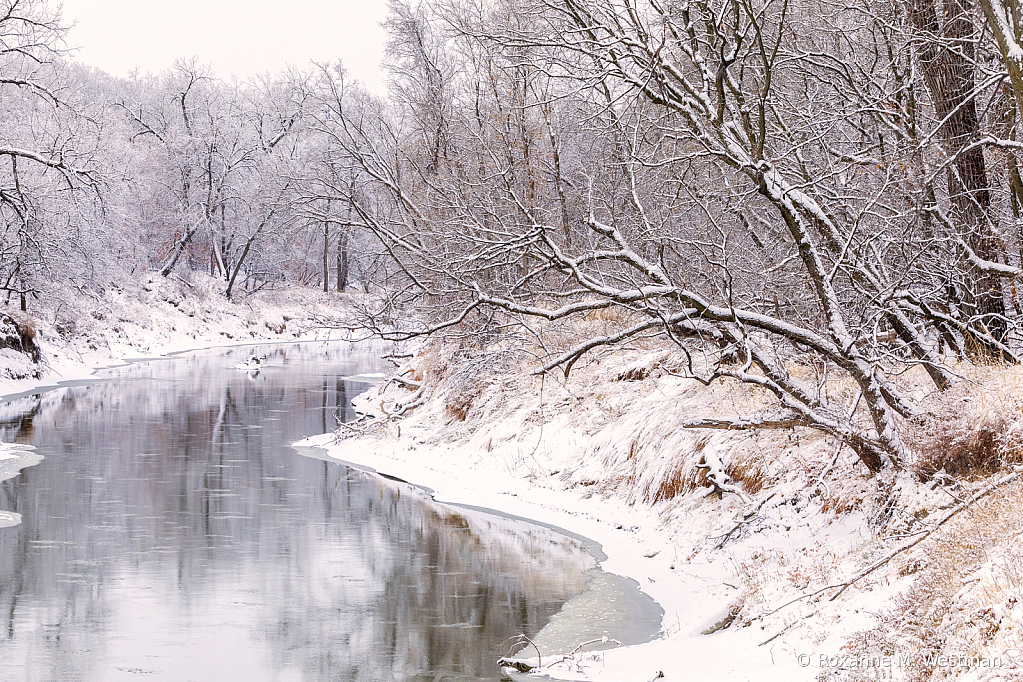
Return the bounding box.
[908,0,1009,336]
[160,222,200,277]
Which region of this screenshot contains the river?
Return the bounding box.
[0,342,608,681]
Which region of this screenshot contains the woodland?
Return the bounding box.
[6,0,1023,480]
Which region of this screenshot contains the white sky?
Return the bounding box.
[58,0,391,92]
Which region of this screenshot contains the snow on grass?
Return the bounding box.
[0,270,366,399]
[303,340,1023,682]
[4,274,1020,680]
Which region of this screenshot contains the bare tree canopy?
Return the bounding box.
[7,0,1023,475]
[305,0,1023,473]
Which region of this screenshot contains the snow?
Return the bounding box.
[0,271,364,400]
[0,443,40,480]
[2,274,1019,680]
[233,354,267,370]
[300,343,1023,681]
[297,378,815,679]
[0,443,42,527]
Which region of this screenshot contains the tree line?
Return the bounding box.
[6,0,1023,473]
[0,0,385,308]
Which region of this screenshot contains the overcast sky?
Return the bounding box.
[59,0,391,92]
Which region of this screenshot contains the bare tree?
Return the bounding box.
[304,0,1023,475]
[0,0,100,308]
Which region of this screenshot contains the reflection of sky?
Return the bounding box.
[0,343,593,681]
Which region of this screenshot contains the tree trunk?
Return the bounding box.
[160,222,201,277]
[323,220,330,293]
[908,0,1009,335]
[337,229,349,293]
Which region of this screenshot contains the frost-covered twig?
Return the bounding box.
[758,472,1020,619]
[497,634,543,672]
[544,636,625,670]
[714,492,778,549]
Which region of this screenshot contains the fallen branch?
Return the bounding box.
[683,416,808,430]
[714,492,778,549]
[389,374,423,389]
[758,472,1019,618]
[696,453,751,503]
[498,634,542,673]
[388,385,427,417]
[758,618,801,646]
[544,636,625,669]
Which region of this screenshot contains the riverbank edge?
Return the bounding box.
[294,422,810,682]
[293,342,1023,682]
[0,272,368,400]
[1,332,811,681]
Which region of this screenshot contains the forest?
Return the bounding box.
[6,0,1023,477]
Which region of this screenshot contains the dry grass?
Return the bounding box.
[907,367,1023,480]
[0,311,42,362]
[443,368,486,421]
[841,480,1023,681]
[639,435,771,503]
[581,306,635,324]
[648,436,711,503]
[410,342,451,384]
[727,448,768,496]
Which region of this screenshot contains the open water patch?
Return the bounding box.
[302,447,665,667]
[0,341,598,681]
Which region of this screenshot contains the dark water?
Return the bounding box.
[0,343,594,681]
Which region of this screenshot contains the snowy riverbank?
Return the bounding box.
[2,279,1020,681]
[0,271,372,531]
[0,271,365,400]
[297,342,1023,682]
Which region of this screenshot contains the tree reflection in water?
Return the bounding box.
[0,343,592,681]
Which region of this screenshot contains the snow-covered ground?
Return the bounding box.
[298,341,1023,682]
[0,271,366,400]
[2,276,1020,681]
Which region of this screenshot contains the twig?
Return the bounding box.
[826,472,1017,601]
[758,472,1019,616]
[497,634,542,672]
[714,492,777,549]
[759,619,800,646]
[543,636,625,669]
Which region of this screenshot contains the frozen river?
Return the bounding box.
[0,342,604,681]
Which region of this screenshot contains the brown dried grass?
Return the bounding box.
[907,367,1023,480]
[648,436,710,503]
[841,480,1023,682]
[727,449,768,497]
[644,435,770,503]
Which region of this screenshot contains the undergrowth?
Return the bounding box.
[908,369,1023,480]
[842,481,1023,681]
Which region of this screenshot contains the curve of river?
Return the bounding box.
[0,342,661,681]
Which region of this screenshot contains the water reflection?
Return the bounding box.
[0,343,592,681]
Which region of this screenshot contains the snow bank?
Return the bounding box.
[300,341,1023,681]
[0,443,42,528]
[0,271,365,399]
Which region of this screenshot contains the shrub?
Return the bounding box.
[908,391,1023,480]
